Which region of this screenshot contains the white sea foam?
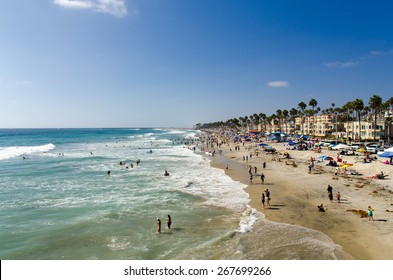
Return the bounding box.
[237,208,261,233]
[0,143,56,160]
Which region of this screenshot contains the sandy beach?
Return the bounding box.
[207,132,393,259]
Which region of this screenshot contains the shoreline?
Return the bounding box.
[208,136,393,259]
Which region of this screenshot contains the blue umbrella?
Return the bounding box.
[377,147,393,158]
[259,143,268,147]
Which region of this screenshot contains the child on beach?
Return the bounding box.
[336,191,341,203]
[318,203,326,212]
[261,193,265,208]
[367,206,374,221]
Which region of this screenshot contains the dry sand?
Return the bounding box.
[209,138,393,259]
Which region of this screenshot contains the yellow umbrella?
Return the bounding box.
[357,148,366,153]
[341,164,348,168]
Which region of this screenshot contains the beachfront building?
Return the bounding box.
[343,120,391,142]
[294,115,338,137]
[291,113,393,142]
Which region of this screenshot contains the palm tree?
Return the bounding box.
[298,102,307,135]
[369,94,383,142]
[331,103,339,142]
[276,109,282,132]
[259,113,267,133]
[352,98,364,141]
[252,113,260,130]
[308,98,318,136]
[384,117,392,146]
[282,109,289,134]
[290,108,298,135]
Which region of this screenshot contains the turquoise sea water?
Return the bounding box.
[0,128,349,260]
[0,128,249,259]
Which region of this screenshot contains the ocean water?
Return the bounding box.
[0,128,349,260]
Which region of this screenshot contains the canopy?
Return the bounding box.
[377,147,393,158]
[332,143,351,150]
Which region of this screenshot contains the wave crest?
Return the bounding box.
[0,143,56,160]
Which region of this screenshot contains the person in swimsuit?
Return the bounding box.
[156,218,162,233]
[166,215,172,229]
[367,206,374,221]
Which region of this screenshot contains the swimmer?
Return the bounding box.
[107,170,111,175]
[164,170,169,176]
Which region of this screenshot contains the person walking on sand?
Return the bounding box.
[261,193,265,209]
[156,218,162,233]
[336,191,341,203]
[263,162,266,169]
[367,206,374,221]
[249,174,253,184]
[261,173,265,184]
[265,189,270,207]
[166,215,172,229]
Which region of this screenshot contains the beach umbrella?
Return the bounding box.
[357,148,367,153]
[259,143,268,147]
[318,155,332,161]
[377,147,393,158]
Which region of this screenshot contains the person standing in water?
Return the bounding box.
[156,218,162,233]
[166,215,172,229]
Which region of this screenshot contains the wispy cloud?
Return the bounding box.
[54,0,129,17]
[370,49,393,56]
[266,81,289,88]
[323,61,358,68]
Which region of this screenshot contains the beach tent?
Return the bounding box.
[332,143,351,150]
[377,147,393,158]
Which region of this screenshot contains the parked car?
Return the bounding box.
[366,143,382,153]
[350,142,365,151]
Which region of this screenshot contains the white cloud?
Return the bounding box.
[323,61,358,68]
[370,49,393,56]
[266,81,288,88]
[54,0,128,17]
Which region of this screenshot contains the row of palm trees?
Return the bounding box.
[195,94,393,143]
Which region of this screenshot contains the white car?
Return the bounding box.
[350,142,365,151]
[366,143,381,153]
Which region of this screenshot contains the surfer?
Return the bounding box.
[107,170,111,175]
[164,170,170,176]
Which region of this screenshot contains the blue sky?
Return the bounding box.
[1,0,392,128]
